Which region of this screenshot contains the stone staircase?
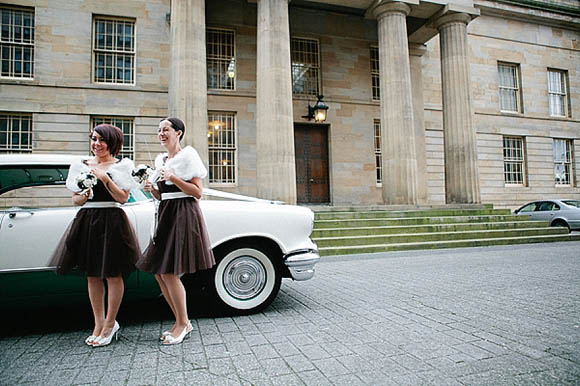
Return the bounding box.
[311,205,580,256]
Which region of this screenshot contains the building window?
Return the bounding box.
[92,17,135,84]
[208,112,236,184]
[548,69,569,118]
[91,117,134,159]
[370,46,379,101]
[291,37,320,96]
[206,28,235,90]
[503,136,526,185]
[374,119,382,185]
[554,139,573,186]
[498,63,522,113]
[0,113,32,152]
[0,6,34,78]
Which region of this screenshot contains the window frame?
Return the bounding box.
[91,15,136,86]
[370,45,379,101]
[502,136,527,186]
[207,111,237,186]
[206,27,236,91]
[553,138,574,186]
[374,119,382,186]
[547,69,570,118]
[0,5,35,79]
[0,113,33,153]
[498,62,522,114]
[90,116,135,160]
[291,37,321,97]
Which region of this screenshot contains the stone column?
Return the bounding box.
[409,43,429,204]
[256,0,296,204]
[435,13,480,203]
[373,2,418,205]
[168,0,209,166]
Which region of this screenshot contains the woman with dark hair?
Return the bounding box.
[50,124,140,347]
[137,117,215,345]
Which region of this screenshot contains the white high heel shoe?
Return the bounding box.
[160,322,193,341]
[85,335,97,346]
[163,326,190,345]
[92,321,120,347]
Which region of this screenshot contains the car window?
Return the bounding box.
[538,202,559,211]
[518,203,538,213]
[127,188,152,203]
[0,166,68,195]
[563,200,580,208]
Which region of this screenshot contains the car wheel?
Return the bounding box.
[212,244,282,314]
[551,219,571,233]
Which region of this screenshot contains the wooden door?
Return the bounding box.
[294,124,330,204]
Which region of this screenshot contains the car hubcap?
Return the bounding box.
[223,256,266,300]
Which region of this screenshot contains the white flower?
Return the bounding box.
[132,164,153,187]
[76,172,97,190]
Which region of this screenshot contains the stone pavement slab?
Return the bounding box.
[1,242,579,385]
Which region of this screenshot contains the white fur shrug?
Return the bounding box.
[65,158,139,192]
[151,146,207,185]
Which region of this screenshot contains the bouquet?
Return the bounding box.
[75,171,97,199]
[132,164,154,187]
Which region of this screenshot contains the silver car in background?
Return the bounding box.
[514,199,580,232]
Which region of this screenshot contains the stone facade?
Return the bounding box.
[1,0,578,209]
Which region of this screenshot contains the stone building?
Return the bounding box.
[1,0,579,208]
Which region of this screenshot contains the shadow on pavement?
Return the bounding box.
[1,294,218,338]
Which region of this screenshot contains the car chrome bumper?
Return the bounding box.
[284,249,320,281]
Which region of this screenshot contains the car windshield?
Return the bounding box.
[128,189,152,203]
[563,200,580,208]
[518,203,538,212]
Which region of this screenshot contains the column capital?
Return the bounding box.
[408,42,427,57]
[371,1,412,19]
[433,12,472,30]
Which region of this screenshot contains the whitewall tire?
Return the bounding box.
[213,246,281,313]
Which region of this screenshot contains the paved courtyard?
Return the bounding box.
[1,242,579,385]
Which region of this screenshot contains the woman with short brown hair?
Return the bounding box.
[50,123,140,347]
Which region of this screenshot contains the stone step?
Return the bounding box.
[318,233,580,256]
[313,227,569,247]
[315,215,528,228]
[308,203,495,212]
[311,220,550,237]
[315,208,511,220]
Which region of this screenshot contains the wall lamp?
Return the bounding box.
[302,95,329,123]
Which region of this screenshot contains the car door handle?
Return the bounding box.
[9,211,34,219]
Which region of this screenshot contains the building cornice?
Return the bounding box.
[474,0,580,30]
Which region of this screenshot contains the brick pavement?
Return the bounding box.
[1,242,579,385]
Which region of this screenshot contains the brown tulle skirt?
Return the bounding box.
[136,198,215,275]
[49,207,140,278]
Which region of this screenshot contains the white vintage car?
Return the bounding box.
[0,154,319,313]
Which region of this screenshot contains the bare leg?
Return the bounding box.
[87,276,105,338]
[160,273,189,338]
[155,274,178,334]
[100,276,124,338]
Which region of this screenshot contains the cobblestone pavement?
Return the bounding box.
[1,242,580,386]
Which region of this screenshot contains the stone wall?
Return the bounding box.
[0,0,170,164]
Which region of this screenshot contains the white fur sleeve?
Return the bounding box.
[65,161,90,192]
[164,146,207,184]
[148,153,166,183]
[108,158,140,191]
